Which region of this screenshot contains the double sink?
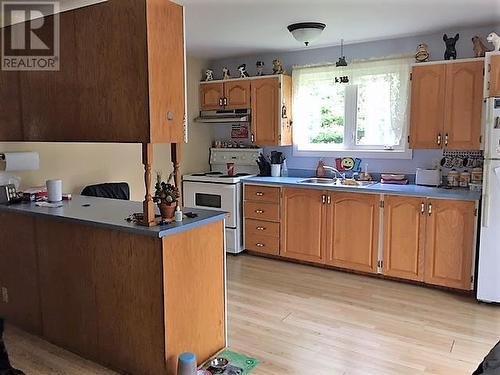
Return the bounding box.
[298,178,377,188]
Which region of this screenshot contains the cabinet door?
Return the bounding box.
[281,188,325,263]
[200,82,224,110]
[424,200,475,290]
[280,75,293,146]
[325,193,379,274]
[0,69,23,141]
[443,61,483,150]
[252,77,279,146]
[383,196,425,281]
[0,213,41,334]
[409,65,446,149]
[490,55,500,98]
[224,80,251,109]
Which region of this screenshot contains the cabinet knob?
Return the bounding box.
[428,203,433,216]
[445,133,449,147]
[223,97,228,106]
[255,192,264,196]
[255,209,264,214]
[219,98,223,106]
[437,134,442,146]
[327,195,331,205]
[167,112,174,121]
[256,243,265,247]
[322,195,326,204]
[421,202,425,215]
[256,226,266,231]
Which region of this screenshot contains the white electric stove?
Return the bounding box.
[183,148,262,254]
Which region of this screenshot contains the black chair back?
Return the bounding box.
[81,182,130,200]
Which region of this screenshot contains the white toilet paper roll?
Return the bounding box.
[1,152,39,171]
[46,179,63,202]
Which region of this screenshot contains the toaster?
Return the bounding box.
[415,168,441,187]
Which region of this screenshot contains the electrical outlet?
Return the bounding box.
[1,287,8,303]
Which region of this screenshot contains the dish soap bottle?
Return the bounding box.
[175,206,183,222]
[281,159,288,177]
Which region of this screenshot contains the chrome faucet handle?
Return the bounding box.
[351,172,360,180]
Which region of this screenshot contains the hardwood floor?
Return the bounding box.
[5,254,500,375]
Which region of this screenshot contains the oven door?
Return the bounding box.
[183,181,239,228]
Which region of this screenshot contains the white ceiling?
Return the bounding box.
[179,0,500,60]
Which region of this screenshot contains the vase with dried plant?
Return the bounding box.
[154,172,180,221]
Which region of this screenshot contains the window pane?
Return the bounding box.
[356,73,401,146]
[307,82,345,145]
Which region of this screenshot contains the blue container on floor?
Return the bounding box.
[177,352,197,375]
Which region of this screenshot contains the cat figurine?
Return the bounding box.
[0,319,25,375]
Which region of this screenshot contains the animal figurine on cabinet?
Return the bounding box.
[472,36,491,57]
[237,64,250,78]
[204,69,214,81]
[272,59,284,75]
[0,319,26,375]
[443,33,459,60]
[487,32,500,52]
[222,67,231,80]
[415,43,430,62]
[256,61,265,76]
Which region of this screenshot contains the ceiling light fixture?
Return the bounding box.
[287,22,326,46]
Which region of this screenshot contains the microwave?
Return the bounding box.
[0,184,19,204]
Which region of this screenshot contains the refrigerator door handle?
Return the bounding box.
[483,163,491,228]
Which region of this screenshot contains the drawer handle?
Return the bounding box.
[255,192,264,196]
[255,210,264,214]
[256,226,266,231]
[256,243,265,247]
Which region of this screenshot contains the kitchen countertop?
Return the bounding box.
[0,195,227,238]
[244,176,482,201]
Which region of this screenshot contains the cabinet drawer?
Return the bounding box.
[244,202,280,222]
[245,233,280,255]
[245,185,280,203]
[245,219,280,237]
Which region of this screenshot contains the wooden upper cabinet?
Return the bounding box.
[443,61,483,150]
[325,193,379,274]
[281,188,325,263]
[489,55,500,98]
[224,80,251,109]
[424,199,475,290]
[6,0,185,143]
[383,196,425,281]
[200,83,224,110]
[0,70,23,141]
[251,76,293,146]
[410,64,446,149]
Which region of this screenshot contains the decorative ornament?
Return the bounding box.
[287,22,326,46]
[237,64,250,78]
[472,36,491,58]
[443,33,459,60]
[222,67,231,80]
[487,32,500,52]
[256,61,265,76]
[415,43,430,63]
[204,69,214,81]
[336,39,348,67]
[272,59,284,75]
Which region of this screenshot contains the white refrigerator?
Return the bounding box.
[478,97,500,303]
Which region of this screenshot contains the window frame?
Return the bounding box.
[292,56,413,159]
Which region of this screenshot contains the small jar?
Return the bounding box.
[460,171,471,188]
[448,170,460,187]
[471,167,483,184]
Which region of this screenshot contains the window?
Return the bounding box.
[292,56,413,157]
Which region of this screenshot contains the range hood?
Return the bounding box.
[195,109,251,123]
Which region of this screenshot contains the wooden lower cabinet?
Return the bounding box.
[325,193,379,274]
[281,188,325,263]
[383,196,425,281]
[424,199,475,290]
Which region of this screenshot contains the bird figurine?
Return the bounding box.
[472,36,491,58]
[415,43,430,63]
[487,32,500,52]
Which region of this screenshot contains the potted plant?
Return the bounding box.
[153,172,180,220]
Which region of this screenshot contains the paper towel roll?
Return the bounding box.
[0,152,39,171]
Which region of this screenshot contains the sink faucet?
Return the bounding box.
[323,166,346,180]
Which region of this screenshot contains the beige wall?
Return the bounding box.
[0,56,212,201]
